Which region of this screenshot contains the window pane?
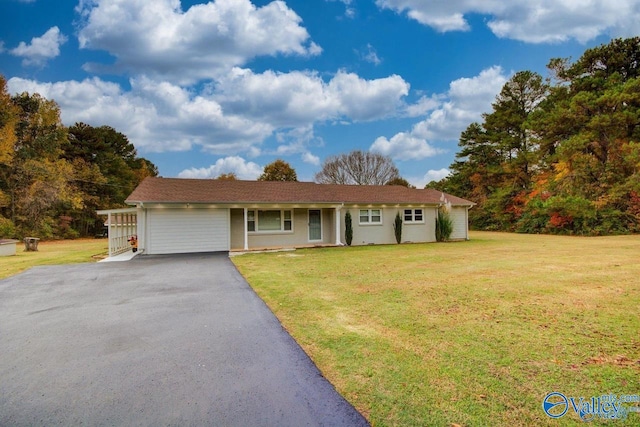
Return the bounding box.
[414,209,423,221]
[371,210,381,223]
[359,210,369,223]
[404,209,412,221]
[284,210,292,220]
[247,210,255,231]
[258,210,282,231]
[284,220,292,231]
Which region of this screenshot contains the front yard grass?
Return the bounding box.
[232,231,640,426]
[0,238,108,280]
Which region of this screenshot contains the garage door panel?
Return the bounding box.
[148,209,229,255]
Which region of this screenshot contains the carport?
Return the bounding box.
[99,206,231,258]
[97,208,138,258]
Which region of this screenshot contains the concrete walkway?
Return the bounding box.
[0,253,368,426]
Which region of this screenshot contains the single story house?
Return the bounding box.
[101,177,474,256]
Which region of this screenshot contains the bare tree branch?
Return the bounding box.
[315,150,399,185]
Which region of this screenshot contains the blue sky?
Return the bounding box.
[2,0,638,186]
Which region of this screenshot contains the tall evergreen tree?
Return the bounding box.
[65,123,157,235]
[438,37,640,235]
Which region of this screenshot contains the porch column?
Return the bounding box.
[335,206,341,245]
[243,208,249,250]
[107,212,112,257]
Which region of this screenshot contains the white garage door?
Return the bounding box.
[147,208,229,255]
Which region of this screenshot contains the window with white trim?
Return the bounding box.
[359,209,382,224]
[404,209,424,223]
[247,210,293,232]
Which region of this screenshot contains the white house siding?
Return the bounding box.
[341,207,437,246]
[449,206,469,240]
[146,208,229,255]
[229,208,335,250]
[402,208,436,243]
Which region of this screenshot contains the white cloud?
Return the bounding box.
[10,26,67,66]
[327,71,409,121]
[177,156,263,179]
[375,0,640,43]
[358,44,382,65]
[216,68,337,127]
[302,152,320,165]
[371,66,508,161]
[404,94,442,118]
[371,132,443,161]
[216,68,409,126]
[7,66,408,157]
[76,0,320,84]
[406,168,451,188]
[424,168,450,183]
[326,0,356,18]
[411,66,508,141]
[7,76,272,154]
[271,126,322,166]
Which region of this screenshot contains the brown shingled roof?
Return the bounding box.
[125,177,475,206]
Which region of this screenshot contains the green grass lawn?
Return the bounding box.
[232,231,640,426]
[0,238,108,280]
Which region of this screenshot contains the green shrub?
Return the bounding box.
[516,197,548,234]
[435,208,453,242]
[344,211,353,246]
[393,211,403,244]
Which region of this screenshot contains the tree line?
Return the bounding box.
[0,76,158,239]
[429,37,640,235]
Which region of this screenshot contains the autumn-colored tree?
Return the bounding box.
[0,80,158,238]
[435,71,547,230]
[0,77,18,219]
[0,76,17,166]
[3,92,74,236]
[258,159,298,181]
[215,172,237,180]
[524,37,640,234]
[439,37,640,235]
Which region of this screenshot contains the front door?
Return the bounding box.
[308,210,322,241]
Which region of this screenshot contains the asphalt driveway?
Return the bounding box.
[0,253,368,426]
